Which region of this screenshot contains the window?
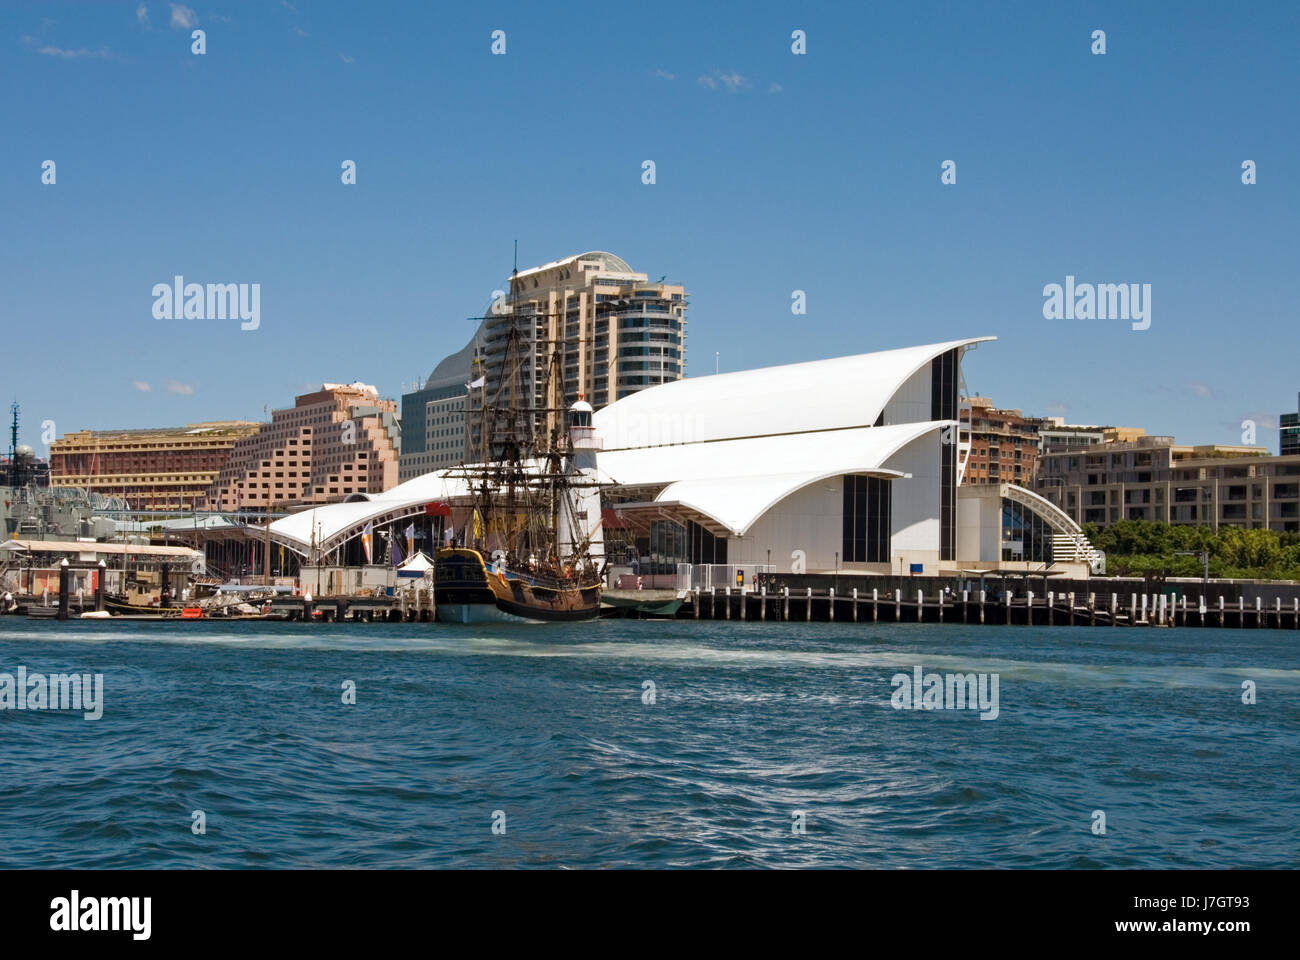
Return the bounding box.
[843,475,891,563]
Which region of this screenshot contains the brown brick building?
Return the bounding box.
[50,422,261,511]
[959,396,1048,487]
[206,382,399,511]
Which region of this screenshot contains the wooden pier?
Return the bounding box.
[681,585,1300,629]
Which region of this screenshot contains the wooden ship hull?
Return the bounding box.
[434,548,601,623]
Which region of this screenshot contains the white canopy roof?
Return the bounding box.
[270,472,471,554]
[594,337,992,449]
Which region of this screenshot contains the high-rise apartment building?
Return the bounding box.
[399,250,688,480]
[207,383,399,511]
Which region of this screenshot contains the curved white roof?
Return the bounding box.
[594,337,993,449]
[598,420,949,535]
[270,471,471,554]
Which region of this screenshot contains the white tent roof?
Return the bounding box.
[397,551,433,575]
[594,337,992,449]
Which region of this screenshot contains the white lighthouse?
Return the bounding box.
[559,399,604,573]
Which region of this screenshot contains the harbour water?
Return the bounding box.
[1,618,1297,869]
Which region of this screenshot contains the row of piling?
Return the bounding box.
[684,586,1300,629]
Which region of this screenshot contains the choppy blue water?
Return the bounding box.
[0,617,1297,869]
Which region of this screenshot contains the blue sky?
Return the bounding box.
[2,1,1297,452]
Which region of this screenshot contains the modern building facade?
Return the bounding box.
[206,383,399,512]
[50,422,260,511]
[959,396,1047,487]
[399,333,486,481]
[271,337,1103,582]
[1281,393,1300,456]
[1035,437,1300,532]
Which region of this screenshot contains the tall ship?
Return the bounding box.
[433,256,606,623]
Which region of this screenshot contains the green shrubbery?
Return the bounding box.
[1083,519,1300,580]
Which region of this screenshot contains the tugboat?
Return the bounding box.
[433,254,605,623]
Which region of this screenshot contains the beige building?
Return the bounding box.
[401,251,688,479]
[1035,437,1300,532]
[50,422,260,511]
[206,383,399,511]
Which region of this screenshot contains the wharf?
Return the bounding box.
[678,584,1300,629]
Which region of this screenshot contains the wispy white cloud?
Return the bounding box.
[293,26,308,38]
[699,70,749,93]
[768,81,783,94]
[166,380,194,395]
[169,3,198,30]
[209,14,232,23]
[132,380,152,393]
[1240,411,1279,430]
[281,0,299,11]
[136,4,150,29]
[36,45,111,60]
[653,68,675,80]
[1188,381,1214,399]
[338,52,355,64]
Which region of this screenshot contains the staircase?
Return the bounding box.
[1001,483,1105,573]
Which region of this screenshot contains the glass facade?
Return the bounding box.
[843,475,891,563]
[931,350,958,560]
[645,518,727,574]
[1000,498,1054,563]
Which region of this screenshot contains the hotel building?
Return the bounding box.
[50,422,260,511]
[206,383,399,511]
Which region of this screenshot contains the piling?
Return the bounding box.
[57,560,70,620]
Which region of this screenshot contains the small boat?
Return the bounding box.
[600,588,684,619]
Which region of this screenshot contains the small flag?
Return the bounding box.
[472,509,483,542]
[467,375,485,390]
[361,522,374,564]
[404,523,415,557]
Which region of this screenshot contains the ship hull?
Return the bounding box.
[434,548,601,623]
